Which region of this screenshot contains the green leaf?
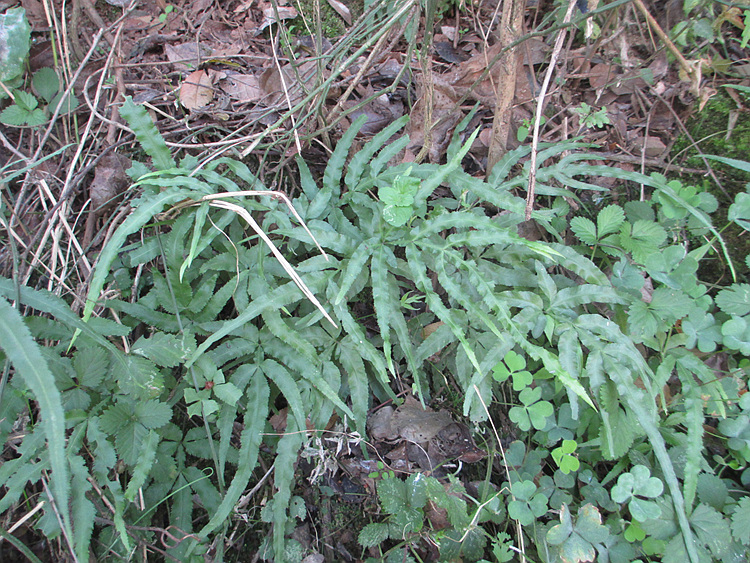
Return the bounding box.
[132,332,193,367]
[597,204,625,236]
[722,316,750,355]
[731,496,750,545]
[570,217,598,244]
[715,284,750,316]
[728,192,750,231]
[323,114,367,195]
[378,477,407,514]
[32,67,59,102]
[0,104,30,126]
[382,204,413,227]
[69,454,95,561]
[134,400,172,429]
[213,382,242,405]
[197,375,269,540]
[73,346,109,388]
[119,96,175,170]
[124,429,159,501]
[0,8,31,84]
[0,299,71,540]
[273,420,305,558]
[358,522,390,548]
[690,503,732,559]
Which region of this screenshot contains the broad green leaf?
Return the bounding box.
[134,399,172,429]
[715,284,750,316]
[0,104,31,126]
[358,522,390,548]
[132,332,194,368]
[728,192,750,231]
[722,316,750,355]
[731,496,750,545]
[0,8,30,84]
[597,204,626,236]
[33,67,59,102]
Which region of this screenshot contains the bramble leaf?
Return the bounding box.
[716,284,750,316]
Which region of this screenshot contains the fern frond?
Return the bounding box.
[120,97,175,171]
[196,375,269,541]
[0,299,72,543]
[273,420,305,558]
[323,114,368,196]
[346,114,409,188]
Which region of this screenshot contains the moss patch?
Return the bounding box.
[672,91,750,283]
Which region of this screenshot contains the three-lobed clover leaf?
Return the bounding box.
[508,480,548,526]
[547,504,609,562]
[551,439,581,474]
[610,464,664,521]
[509,386,554,431]
[492,350,533,391]
[681,309,722,353]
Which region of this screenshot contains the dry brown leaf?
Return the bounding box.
[165,43,212,71]
[259,6,298,31]
[220,72,263,102]
[90,153,131,212]
[181,69,214,110]
[326,0,352,25]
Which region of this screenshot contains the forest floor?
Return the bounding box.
[2,0,750,559]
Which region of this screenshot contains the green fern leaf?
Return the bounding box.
[0,299,71,539]
[346,115,409,188]
[82,189,193,325]
[273,420,305,558]
[262,358,306,431]
[70,454,95,562]
[323,114,367,196]
[124,429,159,501]
[119,96,175,170]
[197,375,269,540]
[337,336,369,436]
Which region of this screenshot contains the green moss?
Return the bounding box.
[288,0,364,39]
[672,92,750,282]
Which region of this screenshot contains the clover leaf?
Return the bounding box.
[508,480,548,526]
[492,350,533,391]
[681,309,721,353]
[551,439,580,474]
[509,386,554,431]
[610,464,664,521]
[547,504,609,562]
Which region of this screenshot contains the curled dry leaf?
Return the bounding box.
[326,0,352,25]
[181,69,214,110]
[259,5,298,31]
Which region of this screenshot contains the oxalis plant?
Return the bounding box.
[0,97,749,562]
